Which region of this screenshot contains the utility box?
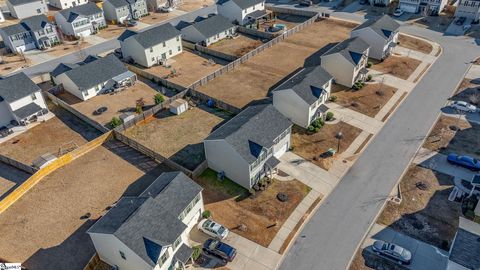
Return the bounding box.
[169,99,188,115]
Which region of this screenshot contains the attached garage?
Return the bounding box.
[76,29,92,38]
[15,42,36,52]
[400,2,418,13]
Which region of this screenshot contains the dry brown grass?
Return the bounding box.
[371,56,421,80]
[377,165,461,249]
[332,83,398,118]
[398,34,433,54]
[177,0,214,12]
[0,53,30,76]
[209,34,263,57]
[46,41,91,58]
[291,122,362,170]
[96,24,143,40]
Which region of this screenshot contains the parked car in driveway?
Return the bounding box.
[393,9,404,17]
[449,101,477,113]
[203,239,237,262]
[447,153,480,171]
[198,219,229,239]
[372,240,412,265]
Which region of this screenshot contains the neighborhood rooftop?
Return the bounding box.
[323,37,370,65]
[274,66,333,105]
[353,14,400,40]
[58,2,103,23]
[118,23,181,48]
[177,15,234,40]
[217,0,264,9]
[206,104,292,164]
[0,72,40,103]
[0,15,50,36]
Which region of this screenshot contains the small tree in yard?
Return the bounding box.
[110,117,122,128]
[326,112,334,121]
[202,210,211,219]
[329,95,337,102]
[154,93,164,105]
[136,98,145,114]
[367,61,373,68]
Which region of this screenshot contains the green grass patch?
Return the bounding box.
[197,168,248,198]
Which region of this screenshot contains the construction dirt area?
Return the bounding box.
[196,19,358,109]
[45,41,92,58]
[56,80,160,127]
[0,106,101,165]
[144,51,224,87]
[209,34,264,57]
[370,55,421,80]
[0,53,30,76]
[0,140,172,270]
[124,105,231,170]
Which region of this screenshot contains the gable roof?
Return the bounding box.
[0,23,28,36]
[180,15,234,40]
[0,14,51,36]
[217,0,264,9]
[58,2,103,23]
[206,104,292,164]
[322,37,370,66]
[118,23,181,48]
[352,15,400,40]
[449,218,480,269]
[274,66,333,105]
[0,73,40,103]
[51,54,128,90]
[7,0,41,6]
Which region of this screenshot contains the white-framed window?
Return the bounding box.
[177,46,181,51]
[119,250,126,260]
[173,236,182,250]
[158,250,169,266]
[150,47,153,52]
[169,49,172,55]
[31,93,37,100]
[162,42,166,47]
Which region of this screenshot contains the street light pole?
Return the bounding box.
[336,131,343,153]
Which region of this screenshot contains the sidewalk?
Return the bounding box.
[326,102,383,134]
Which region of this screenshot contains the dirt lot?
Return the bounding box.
[137,12,177,25]
[377,165,461,249]
[177,0,214,12]
[423,115,480,159]
[144,51,224,87]
[332,83,398,118]
[398,34,433,55]
[0,162,30,199]
[291,122,363,170]
[198,169,310,247]
[196,19,357,109]
[0,106,101,164]
[46,41,91,58]
[452,78,480,105]
[258,14,308,32]
[124,105,231,170]
[371,56,421,80]
[0,53,30,76]
[57,80,160,127]
[209,34,264,57]
[0,141,170,270]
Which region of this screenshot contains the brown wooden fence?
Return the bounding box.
[0,154,36,174]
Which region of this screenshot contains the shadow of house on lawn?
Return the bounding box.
[0,163,31,201]
[48,104,102,142]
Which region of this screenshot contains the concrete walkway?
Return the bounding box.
[326,102,383,134]
[374,89,408,121]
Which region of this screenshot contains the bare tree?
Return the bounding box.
[469,93,480,105]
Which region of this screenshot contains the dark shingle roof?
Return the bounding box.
[13,103,42,119]
[175,244,194,264]
[182,15,234,40]
[217,0,264,9]
[20,15,50,32]
[105,0,129,8]
[352,15,400,40]
[0,73,40,103]
[449,228,480,269]
[119,23,181,48]
[206,104,292,164]
[58,3,103,23]
[51,54,128,90]
[322,37,370,66]
[274,66,333,105]
[7,0,40,6]
[0,23,28,36]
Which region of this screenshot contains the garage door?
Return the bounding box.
[76,29,92,38]
[399,3,417,13]
[274,143,288,158]
[16,42,36,52]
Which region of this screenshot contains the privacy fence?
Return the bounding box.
[0,154,36,174]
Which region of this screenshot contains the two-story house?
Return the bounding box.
[0,72,48,127]
[51,54,136,101]
[0,15,60,53]
[273,66,333,128]
[177,15,236,46]
[216,0,267,26]
[320,37,370,88]
[55,2,106,38]
[6,0,47,19]
[103,0,148,24]
[350,15,400,60]
[88,171,204,270]
[455,0,480,22]
[118,23,182,67]
[446,217,480,270]
[399,0,448,15]
[204,104,292,189]
[49,0,89,10]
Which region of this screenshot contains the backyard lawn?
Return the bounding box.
[209,34,264,57]
[371,56,421,80]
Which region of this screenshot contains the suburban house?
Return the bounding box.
[320,37,370,88]
[0,72,48,127]
[273,66,333,128]
[49,0,89,10]
[118,23,182,68]
[350,15,400,60]
[446,217,480,270]
[177,15,236,46]
[88,171,204,270]
[51,54,136,101]
[368,0,393,7]
[54,2,106,38]
[204,104,292,189]
[454,0,480,22]
[398,0,448,15]
[103,0,148,24]
[6,0,47,19]
[216,0,268,26]
[0,15,60,53]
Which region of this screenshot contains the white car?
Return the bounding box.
[198,219,229,239]
[449,101,477,113]
[159,6,174,12]
[393,9,404,17]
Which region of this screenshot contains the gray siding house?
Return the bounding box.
[103,0,148,24]
[204,104,292,189]
[0,15,60,53]
[54,3,106,38]
[177,15,236,46]
[6,0,47,19]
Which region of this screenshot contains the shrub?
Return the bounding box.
[110,117,122,128]
[367,61,373,68]
[135,104,143,114]
[192,245,202,261]
[202,210,211,219]
[154,93,165,105]
[329,95,337,102]
[307,125,316,133]
[326,112,334,121]
[311,118,324,129]
[366,74,372,81]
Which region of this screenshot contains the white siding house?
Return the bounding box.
[88,172,204,270]
[398,0,449,14]
[49,0,89,10]
[178,15,236,46]
[204,104,292,189]
[273,66,333,128]
[6,0,47,19]
[54,3,106,38]
[119,23,182,67]
[455,0,480,22]
[350,15,400,60]
[216,0,266,25]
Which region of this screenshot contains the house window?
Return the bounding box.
[173,236,182,250]
[150,47,153,52]
[119,251,126,260]
[177,46,181,51]
[176,36,179,41]
[31,93,37,100]
[169,49,172,55]
[36,8,41,14]
[253,5,255,10]
[158,250,169,266]
[162,42,166,47]
[151,57,155,61]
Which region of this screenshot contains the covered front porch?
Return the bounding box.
[12,103,48,126]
